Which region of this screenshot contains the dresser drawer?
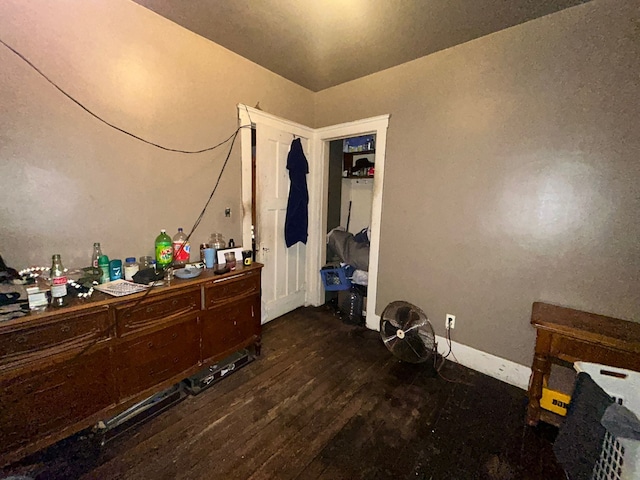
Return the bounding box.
[204,271,260,309]
[116,289,200,336]
[201,295,260,362]
[116,318,199,399]
[0,346,113,456]
[0,307,111,368]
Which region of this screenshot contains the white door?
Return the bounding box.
[252,119,312,322]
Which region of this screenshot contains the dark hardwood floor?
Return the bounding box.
[2,306,565,480]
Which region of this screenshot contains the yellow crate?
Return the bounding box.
[540,387,571,416]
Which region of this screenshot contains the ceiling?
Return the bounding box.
[133,0,589,92]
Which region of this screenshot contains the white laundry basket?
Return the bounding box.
[574,362,640,480]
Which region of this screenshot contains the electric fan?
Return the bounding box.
[380,301,437,363]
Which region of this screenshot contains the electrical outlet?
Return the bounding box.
[225,208,231,217]
[446,314,456,330]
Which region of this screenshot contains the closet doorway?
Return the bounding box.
[316,117,389,330]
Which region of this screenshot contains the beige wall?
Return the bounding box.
[0,0,313,268]
[315,0,640,365]
[1,0,638,367]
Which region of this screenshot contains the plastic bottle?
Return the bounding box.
[172,227,190,267]
[98,255,110,284]
[91,243,102,268]
[155,229,173,269]
[124,257,139,281]
[210,233,225,250]
[50,254,68,307]
[209,233,225,267]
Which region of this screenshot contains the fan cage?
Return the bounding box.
[380,301,436,364]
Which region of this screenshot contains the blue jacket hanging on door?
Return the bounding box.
[285,138,309,247]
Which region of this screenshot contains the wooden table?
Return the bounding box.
[527,302,640,426]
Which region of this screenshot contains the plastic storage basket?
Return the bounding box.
[574,362,640,480]
[320,265,351,291]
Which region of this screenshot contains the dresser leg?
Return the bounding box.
[527,353,550,426]
[255,336,262,356]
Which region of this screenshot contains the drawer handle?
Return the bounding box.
[173,357,179,364]
[61,325,71,333]
[15,335,27,344]
[172,333,178,339]
[146,307,154,313]
[172,299,178,306]
[148,341,154,348]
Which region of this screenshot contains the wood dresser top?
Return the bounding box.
[0,263,262,330]
[531,301,640,354]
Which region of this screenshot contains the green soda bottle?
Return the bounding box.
[155,229,173,269]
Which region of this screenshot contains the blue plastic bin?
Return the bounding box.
[320,266,351,291]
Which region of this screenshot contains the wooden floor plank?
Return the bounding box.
[2,306,565,480]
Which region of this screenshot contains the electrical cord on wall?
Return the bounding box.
[73,125,244,362]
[0,38,258,359]
[0,38,243,154]
[434,327,472,386]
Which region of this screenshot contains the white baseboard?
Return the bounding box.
[435,334,531,390]
[369,312,530,390]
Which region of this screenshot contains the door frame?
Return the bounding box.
[239,104,389,330]
[312,115,390,330]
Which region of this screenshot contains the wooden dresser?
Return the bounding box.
[0,264,262,465]
[527,301,640,426]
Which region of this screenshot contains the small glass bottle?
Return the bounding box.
[91,242,102,268]
[50,254,68,307]
[139,256,153,270]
